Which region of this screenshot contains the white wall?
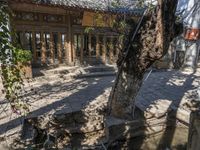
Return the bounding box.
[176,0,200,28]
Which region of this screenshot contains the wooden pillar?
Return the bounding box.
[103,36,107,63]
[96,34,100,58]
[49,32,54,64]
[80,33,84,63]
[88,33,92,57]
[72,33,76,63]
[110,36,114,63]
[67,15,72,64]
[64,33,68,64]
[31,31,37,63]
[41,32,46,64]
[57,32,62,64]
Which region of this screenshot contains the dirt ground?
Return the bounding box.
[0,66,199,149]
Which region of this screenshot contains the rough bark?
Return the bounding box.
[109,0,178,120]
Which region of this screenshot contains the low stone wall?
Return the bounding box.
[187,111,200,150]
[19,62,32,78]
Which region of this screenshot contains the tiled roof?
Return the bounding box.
[28,0,145,15]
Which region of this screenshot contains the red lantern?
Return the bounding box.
[184,28,200,40]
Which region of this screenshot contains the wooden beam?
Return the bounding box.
[103,36,107,64]
[15,24,68,33]
[49,32,54,64]
[88,33,92,57]
[31,31,37,63]
[96,34,100,58]
[10,3,66,15]
[57,32,62,64]
[41,32,46,64]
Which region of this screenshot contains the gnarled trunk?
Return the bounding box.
[109,0,178,120]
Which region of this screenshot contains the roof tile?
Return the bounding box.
[32,0,145,15]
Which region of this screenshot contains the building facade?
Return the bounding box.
[9,0,143,71]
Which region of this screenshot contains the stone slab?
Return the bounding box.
[105,116,167,143]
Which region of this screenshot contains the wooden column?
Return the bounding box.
[31,31,37,63]
[109,36,114,64]
[72,33,76,63]
[88,33,92,57]
[80,33,84,63]
[57,32,62,64]
[49,32,54,64]
[41,32,46,64]
[64,33,68,64]
[103,36,107,63]
[67,15,72,64]
[96,34,100,58]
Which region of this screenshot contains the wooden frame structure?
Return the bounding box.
[9,0,140,68]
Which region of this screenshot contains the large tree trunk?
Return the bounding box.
[108,0,178,120]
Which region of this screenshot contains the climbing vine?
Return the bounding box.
[0,1,31,115]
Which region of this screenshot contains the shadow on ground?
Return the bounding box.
[0,68,199,149]
[107,69,199,150]
[0,76,114,149]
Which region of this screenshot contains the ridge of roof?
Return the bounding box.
[27,0,145,15]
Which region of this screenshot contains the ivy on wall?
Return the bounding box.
[0,1,31,115]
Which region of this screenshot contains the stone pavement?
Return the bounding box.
[0,73,114,140]
[136,68,200,122]
[0,66,199,146]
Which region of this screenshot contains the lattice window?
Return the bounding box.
[15,11,39,21]
[43,14,63,23]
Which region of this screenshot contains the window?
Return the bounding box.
[43,14,63,23]
[91,35,96,56]
[24,32,32,51]
[99,35,104,56]
[83,35,89,57]
[15,11,39,21]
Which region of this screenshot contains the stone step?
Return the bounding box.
[75,71,116,78]
[43,66,79,75]
[83,66,116,73]
[32,65,116,79]
[81,57,105,66]
[105,116,169,143]
[21,98,107,145]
